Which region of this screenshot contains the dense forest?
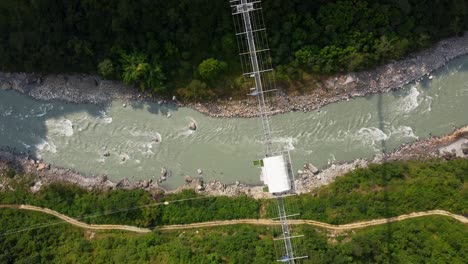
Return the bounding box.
[1,0,467,100]
[1,159,466,227]
[0,210,466,263]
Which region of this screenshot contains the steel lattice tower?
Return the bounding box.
[230,1,308,263]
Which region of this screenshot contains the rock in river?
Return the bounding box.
[307,163,319,174]
[188,121,197,130]
[161,167,167,177]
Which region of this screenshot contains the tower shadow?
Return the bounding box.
[376,92,393,264]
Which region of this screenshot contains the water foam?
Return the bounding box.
[35,138,57,154]
[2,108,13,117]
[35,103,54,117]
[272,136,298,151]
[398,86,421,113]
[130,130,162,144]
[19,141,31,149]
[422,96,433,113]
[46,118,74,137]
[357,127,388,147]
[97,110,113,124]
[389,125,418,139]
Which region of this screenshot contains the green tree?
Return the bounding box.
[97,59,114,79]
[120,52,149,86]
[120,52,166,93]
[177,80,214,101]
[198,58,227,82]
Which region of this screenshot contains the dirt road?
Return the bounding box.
[1,204,466,234]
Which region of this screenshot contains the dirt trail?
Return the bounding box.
[159,210,467,231]
[1,205,466,233]
[0,204,151,233]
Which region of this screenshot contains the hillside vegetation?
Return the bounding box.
[1,159,466,227]
[1,0,467,100]
[0,210,466,263]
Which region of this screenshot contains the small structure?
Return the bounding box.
[260,155,291,194]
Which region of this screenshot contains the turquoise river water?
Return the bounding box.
[1,56,467,189]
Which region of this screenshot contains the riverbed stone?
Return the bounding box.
[184,175,193,183]
[142,180,149,188]
[37,163,49,171]
[161,167,167,177]
[189,121,197,130]
[99,175,108,182]
[461,142,468,155]
[307,163,319,174]
[116,177,131,188]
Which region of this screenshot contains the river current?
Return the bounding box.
[1,56,467,189]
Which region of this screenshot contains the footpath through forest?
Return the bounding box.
[1,204,466,234]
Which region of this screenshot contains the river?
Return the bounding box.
[1,56,467,189]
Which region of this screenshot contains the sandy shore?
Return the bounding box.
[0,33,467,118]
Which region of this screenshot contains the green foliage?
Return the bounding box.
[267,159,468,224]
[1,159,466,228]
[0,210,466,263]
[0,159,467,262]
[120,52,166,93]
[176,80,215,101]
[1,0,467,100]
[198,58,228,82]
[97,59,114,79]
[0,180,261,227]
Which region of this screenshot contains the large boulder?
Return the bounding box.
[184,175,193,183]
[306,163,319,174]
[462,142,468,155]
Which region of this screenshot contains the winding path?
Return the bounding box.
[1,204,466,234]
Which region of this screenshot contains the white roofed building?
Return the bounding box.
[260,155,292,194]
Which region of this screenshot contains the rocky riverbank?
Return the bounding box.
[1,126,466,198]
[0,33,467,117]
[188,32,468,117]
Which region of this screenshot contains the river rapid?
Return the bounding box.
[1,56,467,189]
